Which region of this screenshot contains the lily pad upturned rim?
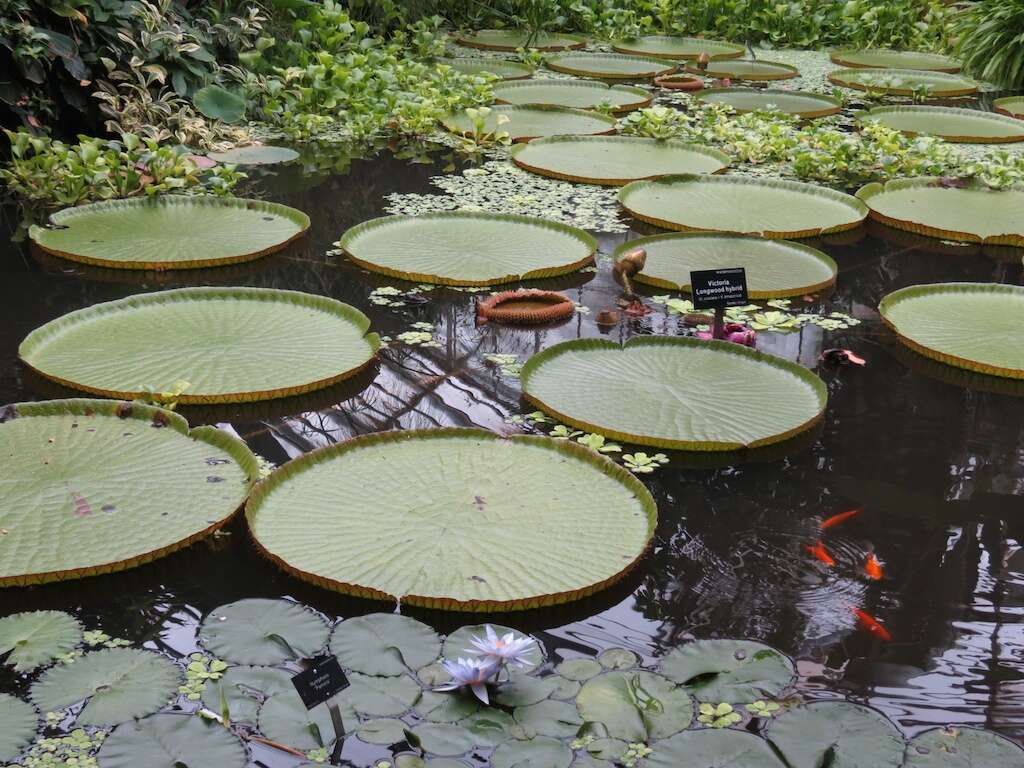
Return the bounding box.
[205,145,300,165]
[338,212,598,287]
[28,195,310,271]
[18,287,380,404]
[453,29,587,52]
[994,96,1024,119]
[244,427,658,611]
[509,136,730,186]
[492,79,652,113]
[436,57,534,80]
[520,335,828,450]
[544,52,677,80]
[829,48,961,73]
[610,35,745,61]
[860,106,1024,144]
[683,59,799,81]
[0,398,257,587]
[440,104,618,143]
[692,87,844,118]
[856,177,1024,246]
[827,68,979,96]
[476,289,576,324]
[619,174,868,239]
[879,282,1024,380]
[611,233,837,297]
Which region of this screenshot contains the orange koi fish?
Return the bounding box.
[805,541,835,567]
[852,607,892,641]
[864,553,884,581]
[821,508,861,530]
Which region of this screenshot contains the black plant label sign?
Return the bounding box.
[292,655,350,709]
[690,267,749,310]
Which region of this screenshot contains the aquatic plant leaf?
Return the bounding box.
[494,80,650,113]
[860,107,1024,143]
[766,702,905,768]
[330,614,440,677]
[686,59,798,81]
[395,758,470,768]
[994,96,1024,119]
[410,723,478,756]
[96,713,248,768]
[454,30,585,52]
[460,709,518,746]
[0,399,255,587]
[0,611,82,671]
[511,136,729,186]
[491,736,573,768]
[598,648,639,670]
[521,336,827,451]
[441,104,616,142]
[514,699,583,738]
[199,599,329,665]
[644,728,786,768]
[414,691,479,723]
[904,726,1024,767]
[493,673,560,707]
[19,288,379,403]
[246,430,657,611]
[342,672,421,716]
[619,175,867,238]
[193,84,246,123]
[658,640,795,703]
[575,670,693,742]
[614,233,836,298]
[0,694,37,762]
[257,691,356,751]
[200,665,294,723]
[829,49,961,72]
[28,196,308,270]
[544,52,676,80]
[30,648,180,725]
[828,68,977,96]
[443,625,545,672]
[438,57,533,80]
[857,179,1024,246]
[878,283,1024,379]
[549,676,581,700]
[556,659,602,681]
[357,718,409,745]
[693,88,842,118]
[206,146,300,165]
[611,35,744,60]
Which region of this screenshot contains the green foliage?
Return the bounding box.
[956,0,1024,88]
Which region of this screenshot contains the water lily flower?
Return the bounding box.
[696,322,757,347]
[435,657,500,704]
[467,625,537,670]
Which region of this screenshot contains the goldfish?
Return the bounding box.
[864,553,884,580]
[805,541,835,567]
[851,607,892,641]
[821,508,861,530]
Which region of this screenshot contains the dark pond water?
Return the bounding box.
[2,123,1023,762]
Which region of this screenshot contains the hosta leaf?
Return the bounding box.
[199,599,329,665]
[766,702,905,768]
[658,639,795,703]
[193,84,246,123]
[329,613,440,676]
[575,670,692,742]
[0,611,82,671]
[96,713,248,768]
[0,695,37,762]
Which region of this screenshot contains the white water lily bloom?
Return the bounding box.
[467,625,537,669]
[435,657,500,704]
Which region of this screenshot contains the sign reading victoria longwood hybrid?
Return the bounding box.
[690,267,749,310]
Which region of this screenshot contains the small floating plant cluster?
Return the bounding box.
[2,600,1022,768]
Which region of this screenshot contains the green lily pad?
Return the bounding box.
[521,336,828,450]
[644,728,786,768]
[396,758,471,768]
[614,233,836,297]
[206,145,300,165]
[510,136,729,186]
[28,196,308,270]
[611,35,744,61]
[443,625,545,672]
[198,599,329,665]
[830,49,961,72]
[587,737,628,761]
[410,723,478,756]
[549,676,581,700]
[19,287,379,403]
[454,30,586,52]
[766,702,905,768]
[438,57,533,80]
[545,52,676,80]
[257,691,356,751]
[0,399,255,587]
[246,429,656,610]
[493,673,560,706]
[329,613,440,676]
[857,179,1024,246]
[693,87,843,118]
[492,736,573,768]
[598,648,639,670]
[200,665,294,723]
[658,640,795,703]
[418,663,452,687]
[904,726,1024,767]
[514,699,583,738]
[494,80,651,112]
[338,212,596,286]
[878,283,1024,379]
[860,106,1024,143]
[96,713,248,768]
[342,672,422,717]
[995,96,1024,119]
[556,658,603,681]
[686,59,798,81]
[619,174,867,238]
[414,691,480,723]
[828,68,978,96]
[0,611,82,671]
[0,695,37,762]
[575,670,693,742]
[357,718,409,745]
[30,648,180,726]
[461,709,517,746]
[441,104,616,142]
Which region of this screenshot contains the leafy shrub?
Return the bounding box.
[956,0,1024,88]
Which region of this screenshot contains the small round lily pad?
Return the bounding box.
[905,726,1024,767]
[767,702,906,768]
[576,671,693,742]
[199,599,330,665]
[329,613,441,676]
[0,695,37,762]
[0,610,82,672]
[658,639,795,703]
[97,713,249,768]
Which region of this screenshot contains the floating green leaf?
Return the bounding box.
[493,673,560,707]
[329,613,440,676]
[438,57,533,80]
[96,713,248,768]
[904,726,1024,767]
[994,97,1024,119]
[556,659,603,681]
[461,709,517,746]
[611,35,744,61]
[767,702,905,768]
[0,611,82,671]
[860,106,1024,143]
[658,640,795,703]
[414,691,479,723]
[494,80,650,112]
[644,728,786,768]
[693,88,842,118]
[0,695,37,762]
[193,84,246,123]
[598,648,639,670]
[443,625,545,673]
[410,723,479,756]
[828,68,977,96]
[575,671,692,742]
[545,52,675,80]
[830,49,961,72]
[514,699,583,738]
[206,146,300,165]
[491,736,573,768]
[342,672,422,716]
[454,30,585,52]
[199,599,329,665]
[200,665,294,723]
[357,718,409,745]
[442,104,616,142]
[686,59,798,81]
[257,691,356,751]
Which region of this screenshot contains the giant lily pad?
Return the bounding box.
[878,283,1024,379]
[685,59,798,81]
[245,429,657,610]
[0,611,82,671]
[830,49,961,72]
[611,35,744,61]
[828,68,978,96]
[19,287,380,403]
[658,640,795,703]
[856,178,1024,246]
[31,648,180,725]
[438,57,533,80]
[619,175,867,238]
[904,726,1024,767]
[330,614,441,676]
[28,196,309,270]
[995,96,1024,119]
[575,670,693,741]
[511,136,729,185]
[0,695,36,762]
[767,702,906,768]
[200,665,294,723]
[199,599,329,665]
[645,729,786,768]
[860,106,1024,143]
[493,80,651,113]
[96,714,248,768]
[693,88,843,118]
[0,399,255,586]
[544,52,676,80]
[338,212,596,286]
[454,30,585,52]
[441,104,616,142]
[521,336,827,450]
[613,233,836,297]
[206,145,299,165]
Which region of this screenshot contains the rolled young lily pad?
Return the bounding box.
[829,49,961,72]
[437,57,533,80]
[856,178,1024,246]
[28,196,309,270]
[511,136,729,186]
[619,174,867,238]
[0,610,82,671]
[245,429,657,610]
[206,145,300,165]
[338,212,596,286]
[644,729,786,768]
[860,106,1024,143]
[96,713,248,768]
[199,599,329,665]
[329,613,441,676]
[521,336,828,450]
[493,80,651,113]
[904,726,1024,767]
[31,648,181,725]
[575,670,693,741]
[658,639,795,703]
[0,695,37,762]
[0,399,256,586]
[878,283,1024,379]
[692,88,843,118]
[454,30,586,52]
[19,287,380,403]
[611,35,744,61]
[544,52,676,80]
[994,96,1024,119]
[685,59,799,81]
[441,104,616,142]
[828,68,978,96]
[613,233,836,297]
[767,702,906,768]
